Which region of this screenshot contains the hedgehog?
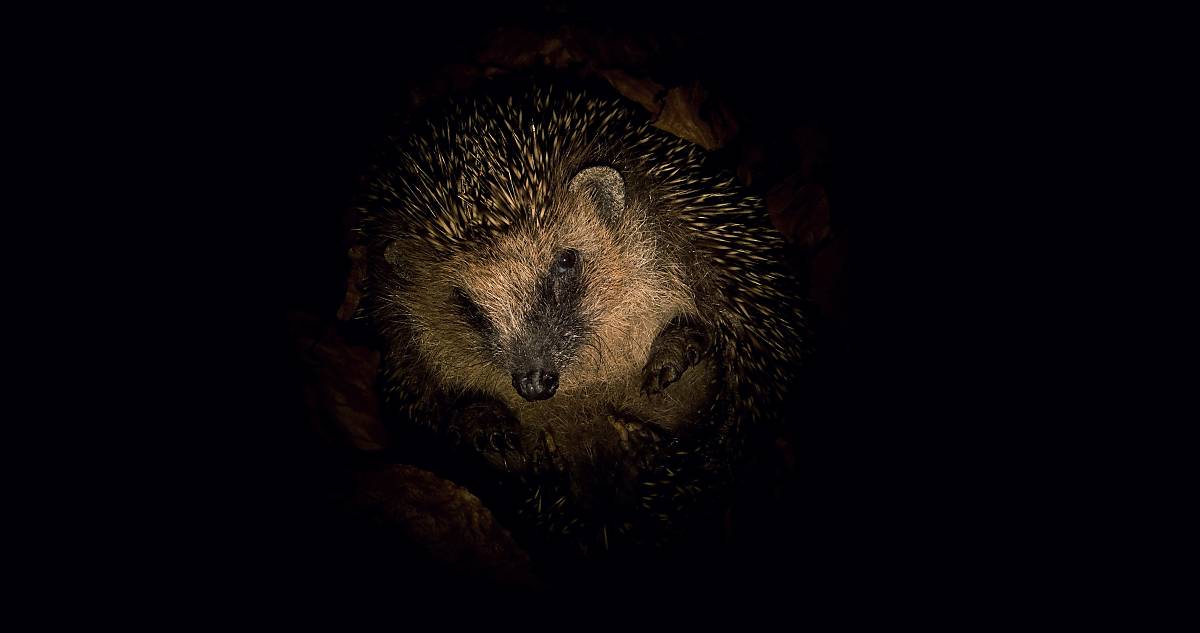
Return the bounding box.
[357,80,808,567]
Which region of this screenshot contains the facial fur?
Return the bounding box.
[399,188,694,405]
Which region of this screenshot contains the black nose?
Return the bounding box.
[512,369,559,401]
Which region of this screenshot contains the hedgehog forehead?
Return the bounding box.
[448,212,610,306]
[453,223,561,286]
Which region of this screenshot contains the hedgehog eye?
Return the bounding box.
[452,287,490,334]
[552,249,579,275]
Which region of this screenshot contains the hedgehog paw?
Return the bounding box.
[449,401,523,472]
[641,318,711,395]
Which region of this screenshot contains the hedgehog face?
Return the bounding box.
[450,214,610,402]
[405,165,696,405]
[451,243,587,401]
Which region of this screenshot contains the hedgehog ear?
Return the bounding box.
[569,166,625,219]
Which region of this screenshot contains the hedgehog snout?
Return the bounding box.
[512,368,559,401]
